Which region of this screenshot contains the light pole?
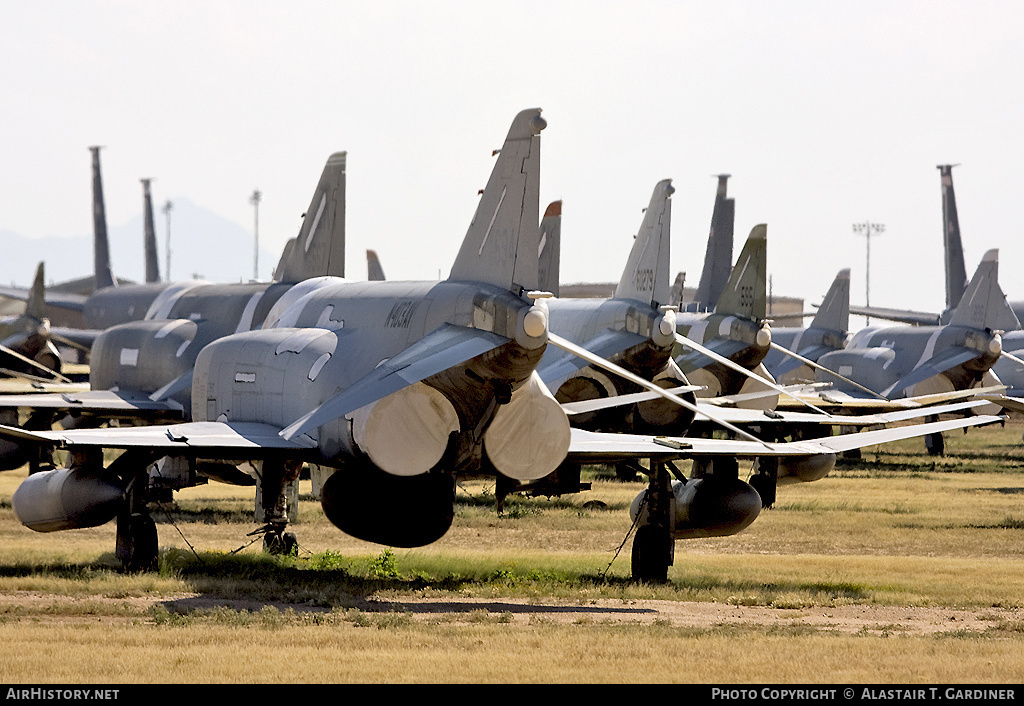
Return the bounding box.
[250,189,262,281]
[853,221,885,324]
[162,200,173,282]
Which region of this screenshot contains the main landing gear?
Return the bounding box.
[630,460,674,583]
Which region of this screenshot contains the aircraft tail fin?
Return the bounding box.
[366,249,386,281]
[273,151,347,283]
[669,272,685,309]
[537,201,561,296]
[89,147,115,291]
[948,249,1021,331]
[448,109,546,292]
[26,262,46,321]
[614,180,673,306]
[809,268,850,333]
[692,174,735,311]
[714,224,767,320]
[141,178,160,283]
[939,164,968,314]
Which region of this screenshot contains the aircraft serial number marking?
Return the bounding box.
[633,268,655,292]
[385,301,418,328]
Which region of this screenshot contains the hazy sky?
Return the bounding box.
[3,1,1023,321]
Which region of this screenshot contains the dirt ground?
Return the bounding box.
[3,590,1016,635]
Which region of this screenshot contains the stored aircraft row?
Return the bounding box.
[0,110,1006,582]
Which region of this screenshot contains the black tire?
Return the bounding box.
[117,514,158,573]
[631,524,669,583]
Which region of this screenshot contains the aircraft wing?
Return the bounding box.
[882,346,985,398]
[0,420,316,456]
[0,389,184,417]
[0,379,90,395]
[691,399,990,426]
[537,329,647,389]
[774,384,1005,413]
[565,413,1001,463]
[280,324,509,441]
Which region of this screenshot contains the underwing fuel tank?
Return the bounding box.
[778,453,836,484]
[630,476,761,539]
[12,468,123,532]
[320,462,456,547]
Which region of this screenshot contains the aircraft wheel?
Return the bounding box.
[631,524,670,583]
[748,473,776,509]
[117,514,158,573]
[264,531,298,556]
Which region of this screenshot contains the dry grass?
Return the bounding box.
[0,417,1021,682]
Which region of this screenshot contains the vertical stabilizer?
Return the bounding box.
[367,249,386,281]
[141,178,160,283]
[26,262,46,321]
[669,272,685,309]
[714,224,767,321]
[948,249,1020,331]
[448,109,546,292]
[692,174,735,311]
[614,179,673,307]
[809,268,850,333]
[537,201,561,296]
[939,164,968,315]
[90,146,115,291]
[273,152,347,283]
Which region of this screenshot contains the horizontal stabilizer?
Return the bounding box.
[882,345,984,398]
[674,337,749,374]
[770,344,839,377]
[538,328,647,389]
[280,324,508,441]
[848,305,941,326]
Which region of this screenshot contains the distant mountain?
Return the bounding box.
[0,198,279,289]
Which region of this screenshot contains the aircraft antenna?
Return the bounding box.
[250,189,262,281]
[852,221,885,324]
[162,200,173,281]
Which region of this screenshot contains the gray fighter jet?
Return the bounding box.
[0,110,1001,584]
[763,268,851,384]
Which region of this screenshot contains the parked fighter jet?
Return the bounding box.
[763,268,851,384]
[815,249,1015,400]
[0,151,349,476]
[673,225,774,406]
[0,110,1002,584]
[842,165,1024,397]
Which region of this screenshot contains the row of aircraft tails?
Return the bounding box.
[0,110,1015,582]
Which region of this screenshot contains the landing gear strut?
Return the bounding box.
[256,457,302,555]
[116,466,158,572]
[631,460,673,583]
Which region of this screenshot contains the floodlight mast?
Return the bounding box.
[162,200,173,282]
[250,189,262,281]
[853,221,885,324]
